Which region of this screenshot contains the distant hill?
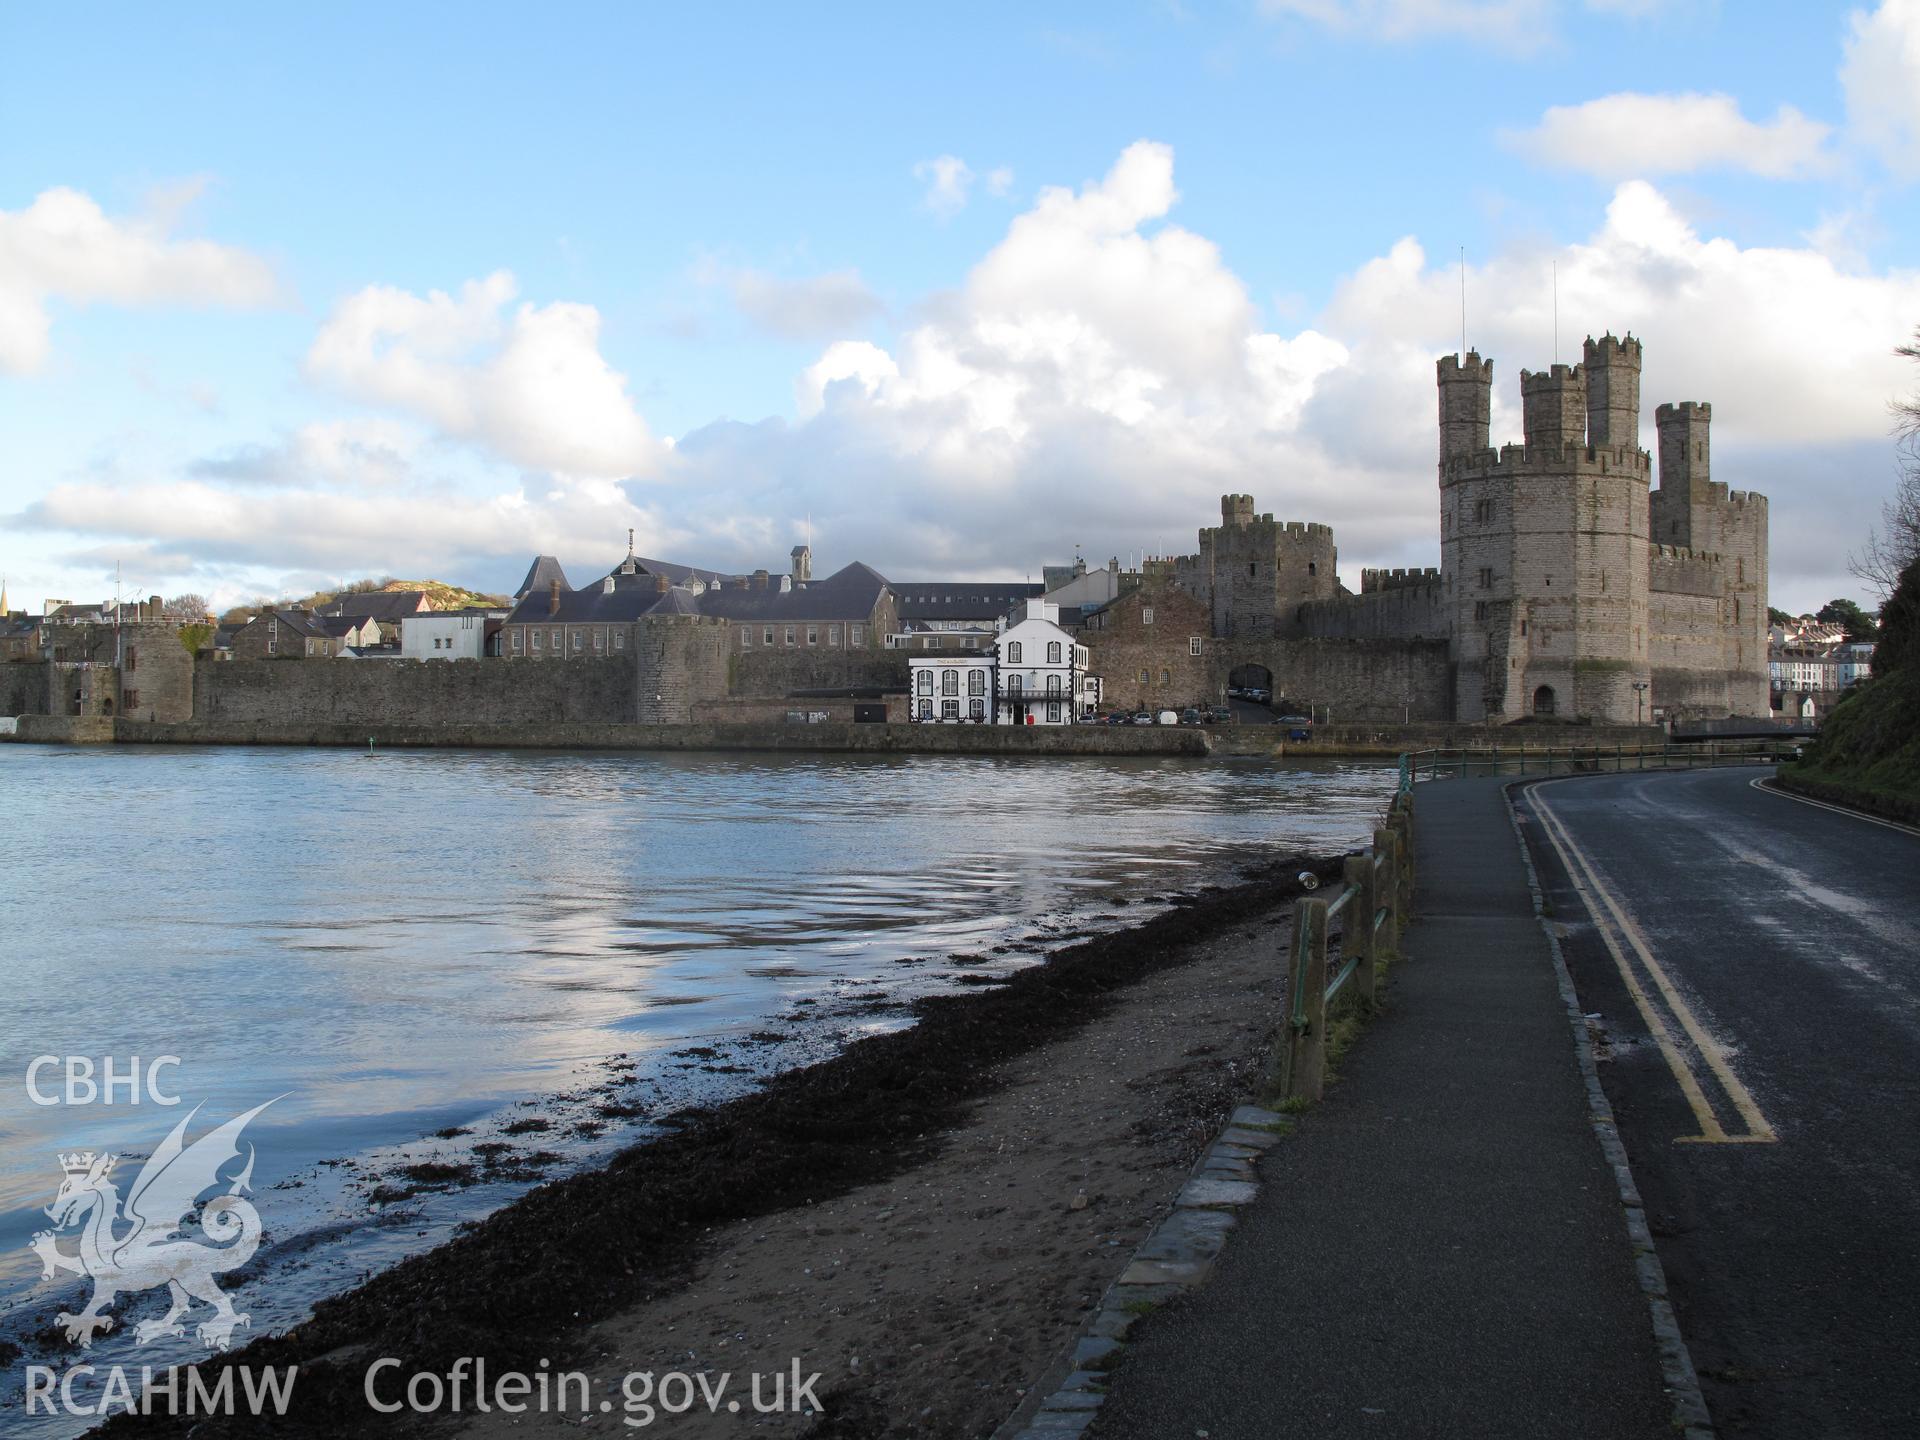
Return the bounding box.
[289,578,512,612]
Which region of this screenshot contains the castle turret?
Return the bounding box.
[1436,352,1492,464]
[1519,364,1586,451]
[1221,494,1255,528]
[1655,401,1711,501]
[1583,333,1642,448]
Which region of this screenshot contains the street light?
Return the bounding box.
[1632,680,1650,725]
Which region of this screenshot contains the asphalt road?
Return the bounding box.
[1513,767,1920,1440]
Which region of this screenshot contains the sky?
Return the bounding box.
[3,1,1919,617]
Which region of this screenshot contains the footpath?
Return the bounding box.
[1090,777,1684,1440]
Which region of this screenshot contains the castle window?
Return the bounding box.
[1142,606,1154,626]
[1520,619,1528,636]
[123,689,139,710]
[1139,668,1149,684]
[1532,685,1557,717]
[1308,562,1317,576]
[1161,669,1171,685]
[1190,637,1203,656]
[125,646,137,672]
[1475,602,1488,622]
[1477,568,1492,589]
[1544,576,1552,588]
[1248,563,1256,578]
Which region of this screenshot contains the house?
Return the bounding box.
[907,599,1089,724]
[315,590,435,644]
[704,551,895,655]
[230,608,345,659]
[1080,577,1214,714]
[887,582,1044,651]
[402,607,508,660]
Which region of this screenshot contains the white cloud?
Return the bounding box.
[0,186,279,373]
[1504,92,1835,179]
[304,271,662,480]
[986,167,1015,198]
[727,267,885,340]
[1260,0,1553,53]
[1842,0,1920,177]
[914,155,976,218]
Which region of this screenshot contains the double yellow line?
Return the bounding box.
[1530,783,1776,1145]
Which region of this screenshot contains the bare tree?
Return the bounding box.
[163,592,213,621]
[1852,327,1920,598]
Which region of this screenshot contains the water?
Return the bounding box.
[0,744,1393,1390]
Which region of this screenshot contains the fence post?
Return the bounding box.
[1345,853,1378,1008]
[1286,896,1330,1102]
[1373,825,1399,953]
[1388,799,1414,919]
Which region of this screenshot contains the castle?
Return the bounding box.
[1164,333,1768,725]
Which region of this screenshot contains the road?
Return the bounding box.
[1513,767,1920,1440]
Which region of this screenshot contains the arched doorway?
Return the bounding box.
[1532,685,1557,717]
[1228,663,1274,705]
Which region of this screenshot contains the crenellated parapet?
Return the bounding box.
[1439,442,1651,485]
[1361,567,1443,593]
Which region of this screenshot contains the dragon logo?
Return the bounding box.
[29,1099,277,1351]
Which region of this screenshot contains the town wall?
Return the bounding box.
[195,656,639,726]
[730,648,908,697]
[634,616,732,725]
[0,663,48,718]
[1258,638,1453,722]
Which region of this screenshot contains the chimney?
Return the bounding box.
[149,594,163,622]
[602,576,615,594]
[655,573,670,593]
[754,569,769,590]
[548,579,562,616]
[734,576,749,589]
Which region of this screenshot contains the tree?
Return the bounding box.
[1816,597,1878,641]
[1767,606,1792,627]
[163,593,212,621]
[1852,327,1920,597]
[1874,554,1920,677]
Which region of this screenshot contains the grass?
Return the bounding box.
[1777,667,1920,822]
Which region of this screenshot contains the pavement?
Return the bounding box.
[1513,767,1920,1440]
[1092,775,1673,1440]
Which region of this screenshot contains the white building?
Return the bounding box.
[907,600,1092,725]
[401,608,505,660]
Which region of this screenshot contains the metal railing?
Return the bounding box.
[1281,784,1413,1103]
[1397,739,1798,789]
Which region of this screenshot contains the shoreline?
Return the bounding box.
[87,852,1341,1437]
[4,714,1668,760]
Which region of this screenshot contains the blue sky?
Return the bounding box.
[4,0,1918,615]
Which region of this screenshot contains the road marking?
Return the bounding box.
[1529,783,1777,1146]
[1748,776,1920,839]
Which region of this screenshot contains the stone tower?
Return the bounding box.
[1172,495,1338,639]
[1439,333,1653,724]
[1436,352,1493,463]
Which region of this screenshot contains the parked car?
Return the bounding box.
[1246,687,1271,704]
[1156,710,1179,725]
[1179,707,1202,725]
[1130,711,1154,725]
[1277,714,1312,727]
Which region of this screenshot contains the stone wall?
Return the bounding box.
[195,655,638,726]
[0,662,48,718]
[635,616,732,724]
[730,648,908,697]
[1297,580,1447,642]
[1265,638,1453,722]
[1649,590,1764,719]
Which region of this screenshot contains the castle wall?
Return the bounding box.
[195,655,639,726]
[634,617,734,725]
[1214,638,1453,722]
[1297,572,1447,641]
[1176,497,1338,641]
[730,648,908,697]
[0,662,49,718]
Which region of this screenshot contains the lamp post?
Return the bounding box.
[1632,680,1649,726]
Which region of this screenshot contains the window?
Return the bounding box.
[850,623,865,646]
[614,631,625,650]
[785,626,796,646]
[807,626,818,646]
[1138,668,1149,684]
[1544,575,1553,588]
[1007,641,1022,663]
[918,698,933,720]
[512,630,523,652]
[1474,601,1488,622]
[942,669,959,695]
[1475,498,1494,524]
[552,629,562,650]
[572,630,584,651]
[968,669,985,695]
[1248,563,1256,578]
[741,627,752,648]
[917,670,933,694]
[827,624,840,647]
[764,626,774,646]
[1007,673,1023,694]
[532,631,542,651]
[1046,674,1062,695]
[1477,568,1493,589]
[1047,641,1062,663]
[125,646,137,672]
[1308,562,1317,576]
[969,697,985,720]
[1161,668,1171,685]
[593,630,604,650]
[1189,637,1203,657]
[941,699,959,720]
[1142,605,1154,625]
[1047,701,1061,723]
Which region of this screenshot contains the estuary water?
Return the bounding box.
[0,743,1395,1379]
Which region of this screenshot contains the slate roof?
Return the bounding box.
[319,591,432,621]
[694,562,891,623]
[515,555,572,600]
[502,561,892,628]
[892,582,1044,622]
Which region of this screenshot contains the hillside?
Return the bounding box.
[1777,667,1920,824]
[292,578,511,611]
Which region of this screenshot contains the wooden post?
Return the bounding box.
[1373,826,1398,954]
[1345,854,1377,1007]
[1287,896,1330,1102]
